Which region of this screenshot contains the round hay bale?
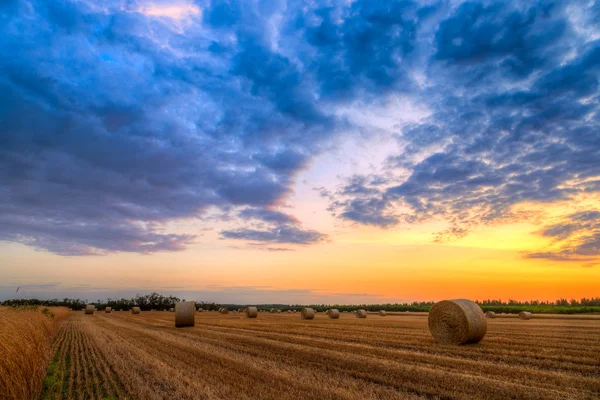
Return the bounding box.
[245,306,258,318]
[169,308,175,312]
[301,308,315,320]
[220,308,229,314]
[356,309,367,318]
[326,309,340,319]
[287,310,292,313]
[428,299,487,345]
[84,305,95,315]
[175,301,196,328]
[519,311,533,320]
[105,307,112,313]
[270,308,277,313]
[197,308,203,313]
[379,310,386,316]
[485,311,496,319]
[131,307,141,315]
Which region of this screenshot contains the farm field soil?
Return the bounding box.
[42,311,600,400]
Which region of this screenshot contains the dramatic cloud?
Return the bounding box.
[2,0,599,260]
[326,1,600,260]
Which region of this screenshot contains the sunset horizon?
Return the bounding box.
[1,0,599,305]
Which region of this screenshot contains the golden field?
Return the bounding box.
[0,307,69,399]
[29,310,600,400]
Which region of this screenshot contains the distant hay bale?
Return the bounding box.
[169,308,175,312]
[301,308,315,320]
[485,311,496,318]
[84,305,95,315]
[151,309,156,312]
[519,311,533,320]
[326,309,340,319]
[105,307,112,313]
[220,308,229,314]
[287,310,292,313]
[175,301,196,328]
[131,307,141,315]
[428,299,487,345]
[245,306,258,318]
[356,309,367,318]
[197,308,203,313]
[270,308,277,313]
[379,310,386,316]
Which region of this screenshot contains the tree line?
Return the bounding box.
[3,294,600,314]
[1,292,222,311]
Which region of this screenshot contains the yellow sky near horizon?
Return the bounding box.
[1,212,598,303]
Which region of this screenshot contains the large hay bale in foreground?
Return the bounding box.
[131,307,141,315]
[326,309,340,319]
[105,307,112,313]
[301,308,315,320]
[84,305,95,315]
[485,311,496,318]
[245,307,258,318]
[175,301,196,328]
[220,308,229,314]
[519,311,533,320]
[356,309,367,318]
[428,299,487,345]
[379,310,386,316]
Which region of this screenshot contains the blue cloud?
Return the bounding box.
[2,0,600,259]
[221,226,327,245]
[324,0,600,260]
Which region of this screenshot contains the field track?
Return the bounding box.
[42,311,600,400]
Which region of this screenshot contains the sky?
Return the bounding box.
[1,0,599,304]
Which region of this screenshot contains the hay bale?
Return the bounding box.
[197,308,203,313]
[105,307,112,313]
[151,309,156,312]
[519,311,533,320]
[379,310,386,316]
[84,305,95,315]
[287,310,292,313]
[131,307,141,314]
[301,308,315,320]
[485,311,496,318]
[175,301,196,328]
[270,308,277,313]
[356,309,367,318]
[245,306,258,318]
[220,308,229,314]
[326,309,340,319]
[428,299,487,345]
[169,308,175,312]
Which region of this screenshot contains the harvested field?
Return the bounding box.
[37,310,600,400]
